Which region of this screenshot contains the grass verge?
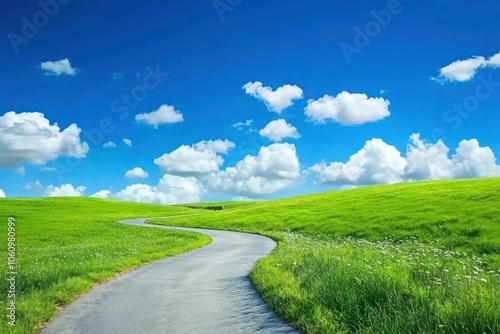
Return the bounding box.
[253,233,499,333]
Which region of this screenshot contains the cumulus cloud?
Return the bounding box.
[153,140,300,198]
[125,167,149,179]
[44,184,86,197]
[432,56,486,83]
[310,139,406,185]
[489,51,500,67]
[310,134,500,187]
[432,51,500,83]
[193,140,235,154]
[243,81,303,113]
[204,143,301,197]
[154,139,235,176]
[0,189,5,197]
[448,138,500,178]
[40,58,78,76]
[95,175,202,204]
[103,141,117,149]
[0,111,89,169]
[259,119,301,142]
[91,190,111,199]
[135,105,184,128]
[305,91,391,125]
[95,141,300,201]
[403,134,454,180]
[123,138,132,147]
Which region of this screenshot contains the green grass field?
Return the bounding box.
[151,178,500,334]
[1,178,499,333]
[0,198,210,334]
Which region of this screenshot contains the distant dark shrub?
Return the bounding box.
[205,206,224,211]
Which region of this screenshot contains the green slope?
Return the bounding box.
[1,178,499,334]
[155,178,500,263]
[151,178,500,334]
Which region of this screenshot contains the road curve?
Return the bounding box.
[42,218,298,334]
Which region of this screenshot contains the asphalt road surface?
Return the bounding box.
[42,218,298,334]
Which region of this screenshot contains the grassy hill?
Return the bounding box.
[151,178,500,333]
[0,198,210,334]
[156,178,500,263]
[1,178,499,333]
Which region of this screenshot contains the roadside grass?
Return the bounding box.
[0,198,209,334]
[253,234,500,333]
[151,177,500,333]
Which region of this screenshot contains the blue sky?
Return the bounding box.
[0,0,499,203]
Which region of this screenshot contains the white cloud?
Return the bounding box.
[123,138,132,147]
[447,139,500,178]
[0,111,89,169]
[489,51,500,67]
[310,138,406,185]
[44,184,86,197]
[404,134,454,180]
[0,189,5,197]
[103,141,117,149]
[25,180,43,191]
[432,51,500,83]
[193,139,235,154]
[204,143,300,197]
[233,119,254,132]
[97,141,300,201]
[155,146,221,175]
[305,91,391,125]
[135,105,184,128]
[310,134,500,187]
[125,167,149,179]
[154,140,299,198]
[432,56,486,83]
[259,119,301,142]
[243,81,303,113]
[154,139,235,176]
[113,175,202,204]
[40,58,78,76]
[91,190,111,199]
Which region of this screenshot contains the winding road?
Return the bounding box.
[42,218,298,334]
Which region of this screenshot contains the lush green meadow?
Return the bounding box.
[1,178,499,333]
[151,178,500,334]
[0,198,210,334]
